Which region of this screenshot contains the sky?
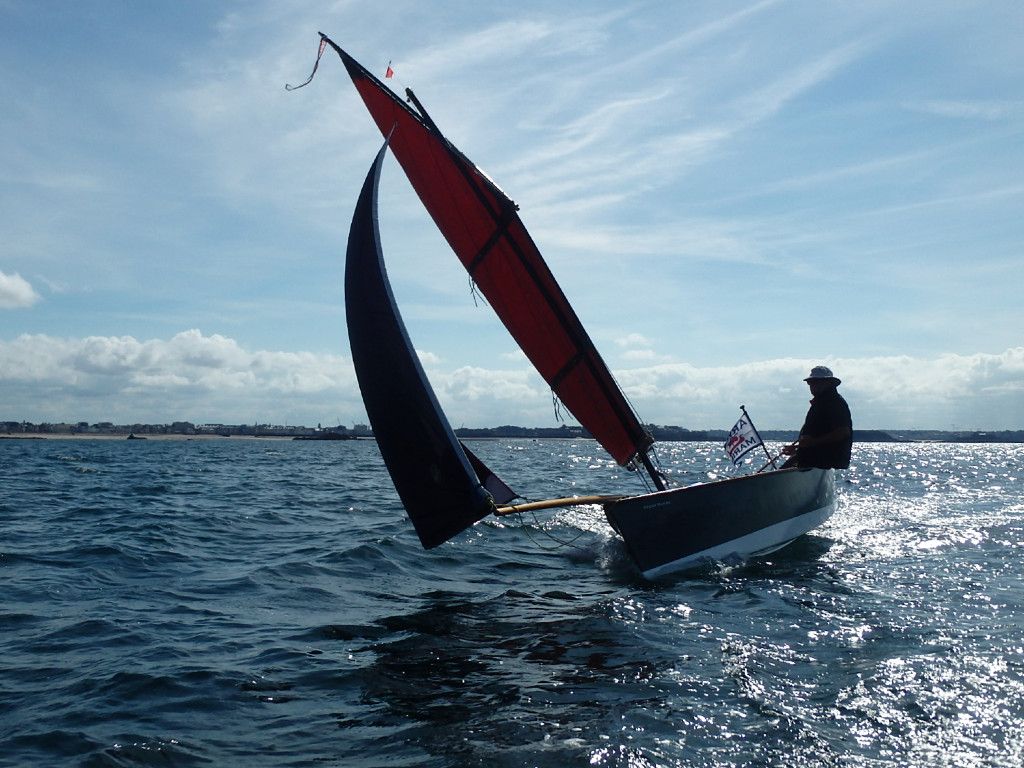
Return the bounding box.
[2,0,1022,433]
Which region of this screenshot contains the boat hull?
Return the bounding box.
[604,468,835,579]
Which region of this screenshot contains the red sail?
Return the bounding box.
[325,38,652,467]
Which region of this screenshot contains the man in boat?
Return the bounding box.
[781,366,853,469]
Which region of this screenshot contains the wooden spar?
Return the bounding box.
[493,494,629,517]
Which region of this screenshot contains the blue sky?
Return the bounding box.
[2,0,1022,432]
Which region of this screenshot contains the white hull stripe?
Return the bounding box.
[641,503,836,579]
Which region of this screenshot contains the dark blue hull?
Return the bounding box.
[605,468,836,578]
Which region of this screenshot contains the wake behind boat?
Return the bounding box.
[305,35,836,579]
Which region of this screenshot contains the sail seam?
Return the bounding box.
[467,205,516,279]
[550,352,584,390]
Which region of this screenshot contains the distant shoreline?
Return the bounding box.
[3,430,1023,444]
[0,433,299,441]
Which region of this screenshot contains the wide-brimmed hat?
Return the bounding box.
[804,365,840,385]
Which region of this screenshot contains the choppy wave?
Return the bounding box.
[2,438,1023,766]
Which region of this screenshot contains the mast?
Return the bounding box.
[640,452,666,491]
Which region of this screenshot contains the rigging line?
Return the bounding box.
[626,444,673,494]
[630,466,657,495]
[644,443,671,486]
[467,273,486,307]
[551,391,566,424]
[509,509,598,552]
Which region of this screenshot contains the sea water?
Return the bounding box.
[2,437,1023,767]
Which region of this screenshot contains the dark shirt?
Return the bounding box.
[797,388,853,469]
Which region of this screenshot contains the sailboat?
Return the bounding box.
[324,35,836,578]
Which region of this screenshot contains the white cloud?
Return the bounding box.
[416,349,442,366]
[616,349,1024,431]
[614,332,671,363]
[0,270,41,309]
[2,331,1022,431]
[0,330,359,425]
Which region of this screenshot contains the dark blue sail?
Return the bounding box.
[345,141,494,548]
